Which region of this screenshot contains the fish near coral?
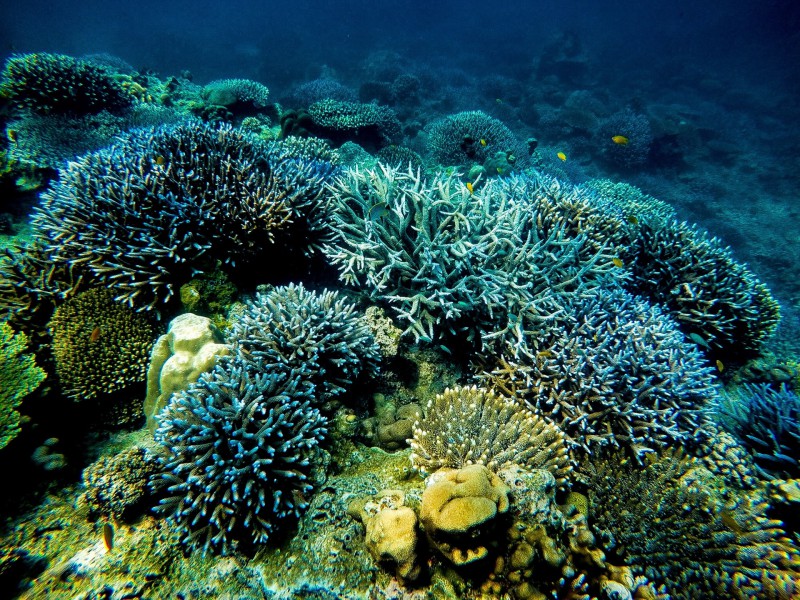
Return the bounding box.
[466,182,474,195]
[611,135,629,145]
[557,151,567,161]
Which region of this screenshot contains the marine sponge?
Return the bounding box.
[152,347,328,554]
[48,287,157,401]
[716,383,800,479]
[631,219,780,359]
[0,52,133,115]
[0,322,46,450]
[32,121,334,312]
[409,385,572,488]
[584,449,800,600]
[425,110,526,168]
[230,283,381,401]
[482,287,718,455]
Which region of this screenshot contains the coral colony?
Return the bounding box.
[0,50,798,600]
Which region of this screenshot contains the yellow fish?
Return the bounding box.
[155,155,166,166]
[612,257,623,268]
[103,523,114,551]
[627,215,639,226]
[611,135,629,145]
[466,182,474,194]
[557,152,567,162]
[716,359,724,372]
[6,129,17,144]
[479,139,487,147]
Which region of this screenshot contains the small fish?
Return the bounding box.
[466,182,474,194]
[154,155,166,166]
[7,129,17,144]
[103,523,114,551]
[496,167,503,174]
[89,326,101,343]
[720,510,743,535]
[537,349,555,358]
[612,257,624,268]
[688,332,711,349]
[367,202,389,222]
[627,215,639,226]
[495,98,503,104]
[479,139,487,147]
[557,152,567,162]
[716,359,724,372]
[611,135,629,145]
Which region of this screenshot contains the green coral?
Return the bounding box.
[0,321,46,449]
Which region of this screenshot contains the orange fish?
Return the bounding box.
[557,152,567,162]
[466,182,474,194]
[611,135,629,145]
[103,523,114,551]
[89,326,101,342]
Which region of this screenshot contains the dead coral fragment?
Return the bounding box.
[410,385,572,488]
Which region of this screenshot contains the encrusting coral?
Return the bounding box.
[409,385,572,488]
[48,288,157,401]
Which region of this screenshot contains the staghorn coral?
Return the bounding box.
[409,385,572,488]
[716,383,800,479]
[32,121,334,313]
[323,165,617,346]
[308,98,401,149]
[481,287,718,455]
[82,446,158,521]
[48,287,157,401]
[579,178,676,230]
[0,322,46,450]
[584,448,800,600]
[230,283,381,402]
[152,347,328,554]
[0,53,133,115]
[425,110,526,168]
[631,219,780,359]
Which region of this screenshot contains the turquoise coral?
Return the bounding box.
[0,321,46,450]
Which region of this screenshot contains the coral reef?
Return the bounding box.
[307,98,401,149]
[410,386,572,487]
[48,287,157,401]
[143,313,230,430]
[361,394,421,450]
[363,306,403,358]
[596,108,653,168]
[32,121,334,312]
[375,144,423,170]
[630,219,781,359]
[152,347,328,554]
[584,449,800,600]
[0,322,46,449]
[323,166,616,346]
[230,283,381,402]
[202,78,270,110]
[82,446,158,521]
[579,178,676,229]
[286,78,358,106]
[481,287,718,455]
[425,110,526,169]
[0,53,133,115]
[716,382,800,479]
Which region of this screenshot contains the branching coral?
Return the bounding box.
[323,165,616,347]
[0,322,46,450]
[152,347,328,554]
[716,383,800,479]
[32,121,334,313]
[584,449,800,600]
[596,108,653,168]
[631,219,780,359]
[425,110,527,168]
[230,283,381,401]
[409,385,572,488]
[0,53,133,115]
[307,99,401,149]
[480,287,718,455]
[202,78,270,110]
[48,287,157,401]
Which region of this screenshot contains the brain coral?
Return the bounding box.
[153,347,328,554]
[32,121,334,313]
[481,287,718,455]
[584,449,800,600]
[0,53,133,115]
[409,385,572,488]
[230,283,381,401]
[48,287,157,401]
[631,219,780,359]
